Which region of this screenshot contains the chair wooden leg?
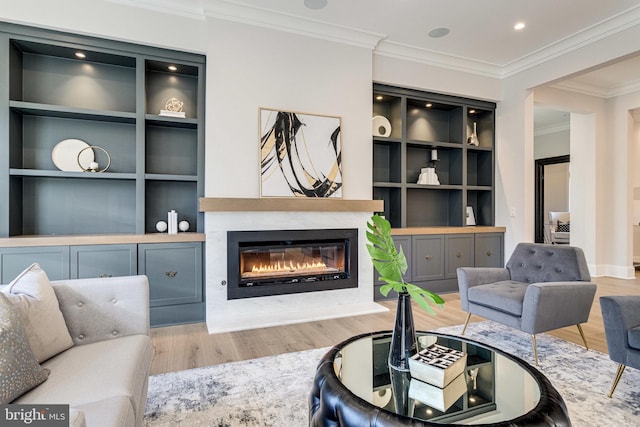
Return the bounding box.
[576,324,589,350]
[461,313,471,335]
[608,364,626,398]
[531,335,539,366]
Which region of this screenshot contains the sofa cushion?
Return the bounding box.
[467,280,528,316]
[1,263,73,362]
[75,396,135,427]
[628,326,640,350]
[14,334,152,424]
[0,293,50,403]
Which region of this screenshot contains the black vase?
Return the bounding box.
[388,291,417,371]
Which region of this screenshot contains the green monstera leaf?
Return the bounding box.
[366,215,444,315]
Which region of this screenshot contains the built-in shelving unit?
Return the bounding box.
[0,23,206,327]
[372,84,496,229]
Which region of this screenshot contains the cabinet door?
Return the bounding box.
[475,233,504,268]
[445,234,474,279]
[0,246,69,284]
[70,244,137,279]
[138,242,202,307]
[412,235,444,282]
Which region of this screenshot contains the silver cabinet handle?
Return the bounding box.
[425,255,433,261]
[456,252,462,258]
[98,273,112,278]
[486,251,492,257]
[165,271,177,278]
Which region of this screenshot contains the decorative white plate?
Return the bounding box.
[372,115,392,137]
[52,139,94,172]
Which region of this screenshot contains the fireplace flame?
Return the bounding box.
[250,260,328,274]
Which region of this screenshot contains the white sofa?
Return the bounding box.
[3,268,153,427]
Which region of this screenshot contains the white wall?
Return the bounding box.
[534,130,569,160]
[496,22,640,277]
[205,18,373,199]
[373,54,501,102]
[605,90,640,275]
[0,0,206,53]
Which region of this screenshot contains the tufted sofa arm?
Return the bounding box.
[51,275,150,346]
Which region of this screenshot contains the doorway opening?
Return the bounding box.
[535,155,570,243]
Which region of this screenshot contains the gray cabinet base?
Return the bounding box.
[151,302,205,328]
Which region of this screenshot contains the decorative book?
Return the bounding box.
[408,373,467,412]
[408,344,467,388]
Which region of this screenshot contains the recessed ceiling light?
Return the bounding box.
[168,65,178,71]
[304,0,327,10]
[376,95,383,101]
[514,22,526,31]
[428,27,450,38]
[75,52,86,59]
[469,109,476,114]
[425,103,433,108]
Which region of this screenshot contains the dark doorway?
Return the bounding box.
[535,155,570,243]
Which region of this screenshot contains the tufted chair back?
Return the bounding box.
[506,242,591,284]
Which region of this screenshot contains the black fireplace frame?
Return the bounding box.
[227,228,358,299]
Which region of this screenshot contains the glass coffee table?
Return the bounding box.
[309,331,570,426]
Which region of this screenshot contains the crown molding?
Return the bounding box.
[551,77,640,99]
[109,0,640,85]
[107,0,206,20]
[550,80,610,98]
[534,121,570,137]
[501,5,640,78]
[203,0,386,49]
[373,40,502,79]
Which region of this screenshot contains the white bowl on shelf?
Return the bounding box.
[372,115,392,137]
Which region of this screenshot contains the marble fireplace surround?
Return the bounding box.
[201,198,388,334]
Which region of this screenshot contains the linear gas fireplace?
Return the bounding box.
[227,228,358,299]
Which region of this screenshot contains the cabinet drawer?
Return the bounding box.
[0,246,69,284]
[70,244,137,279]
[139,242,202,307]
[475,233,504,268]
[445,234,474,279]
[412,235,444,281]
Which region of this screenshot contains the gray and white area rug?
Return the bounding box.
[144,322,640,426]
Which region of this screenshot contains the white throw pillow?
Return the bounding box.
[1,263,73,362]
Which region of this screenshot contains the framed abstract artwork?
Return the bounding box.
[259,108,342,198]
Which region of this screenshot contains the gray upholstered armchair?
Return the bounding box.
[599,296,640,397]
[457,242,597,365]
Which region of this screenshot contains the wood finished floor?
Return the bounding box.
[149,274,640,375]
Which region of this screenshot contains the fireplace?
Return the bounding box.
[227,228,358,299]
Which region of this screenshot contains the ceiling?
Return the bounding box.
[119,0,640,127]
[123,0,640,80]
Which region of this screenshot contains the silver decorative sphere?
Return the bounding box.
[178,220,190,232]
[156,220,168,233]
